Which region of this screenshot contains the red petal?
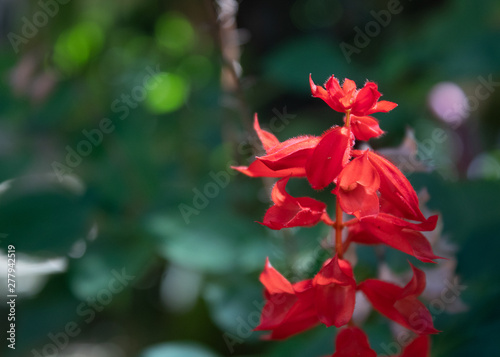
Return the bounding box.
[376,213,438,232]
[263,280,319,340]
[265,309,318,340]
[394,296,439,335]
[310,74,333,102]
[350,115,384,141]
[339,152,380,191]
[342,78,356,95]
[310,74,348,113]
[358,267,439,335]
[233,119,318,178]
[253,114,280,151]
[306,126,353,190]
[351,82,381,116]
[339,78,356,108]
[325,75,344,99]
[338,186,379,219]
[261,177,328,229]
[258,136,320,171]
[348,215,442,263]
[313,256,356,327]
[367,152,426,222]
[332,327,377,357]
[336,153,381,218]
[257,258,298,330]
[399,263,426,300]
[231,160,306,178]
[366,100,398,115]
[400,335,430,357]
[260,257,295,295]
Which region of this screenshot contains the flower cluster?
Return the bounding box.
[233,74,442,356]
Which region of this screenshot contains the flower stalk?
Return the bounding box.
[233,74,442,356]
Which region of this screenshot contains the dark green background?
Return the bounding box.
[1,0,499,356]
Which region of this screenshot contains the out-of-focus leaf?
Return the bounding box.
[145,211,272,274]
[140,342,221,357]
[202,278,262,338]
[68,231,156,300]
[0,176,91,255]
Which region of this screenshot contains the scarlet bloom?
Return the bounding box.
[232,115,320,178]
[358,264,439,335]
[335,151,380,219]
[349,115,384,141]
[348,213,442,263]
[330,327,430,357]
[341,150,427,222]
[335,149,428,221]
[261,177,332,230]
[255,258,318,339]
[309,74,397,116]
[331,327,376,357]
[365,150,426,221]
[398,335,431,357]
[255,256,356,339]
[306,126,353,190]
[313,255,356,327]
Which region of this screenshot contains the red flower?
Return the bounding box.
[358,264,439,335]
[232,115,320,178]
[349,115,384,141]
[329,327,430,357]
[313,255,356,327]
[336,149,428,221]
[306,126,353,190]
[309,74,397,116]
[348,213,442,263]
[261,177,332,229]
[255,259,319,340]
[400,335,430,357]
[335,151,380,219]
[255,256,356,339]
[331,327,376,357]
[362,151,427,222]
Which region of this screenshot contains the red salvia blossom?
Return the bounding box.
[261,177,333,229]
[309,74,397,116]
[313,255,356,327]
[334,151,380,218]
[306,126,354,190]
[331,327,377,357]
[256,256,356,339]
[363,150,427,222]
[330,327,430,357]
[233,74,443,356]
[232,115,320,178]
[398,335,431,357]
[358,264,439,335]
[347,213,442,263]
[349,114,384,141]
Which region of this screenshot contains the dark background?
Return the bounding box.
[0,0,499,356]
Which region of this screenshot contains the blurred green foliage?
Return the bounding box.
[0,0,499,356]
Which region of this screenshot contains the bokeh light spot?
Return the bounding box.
[467,152,500,180]
[54,22,104,74]
[155,13,195,56]
[145,73,188,114]
[428,82,469,127]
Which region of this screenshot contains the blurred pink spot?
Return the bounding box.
[428,82,469,127]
